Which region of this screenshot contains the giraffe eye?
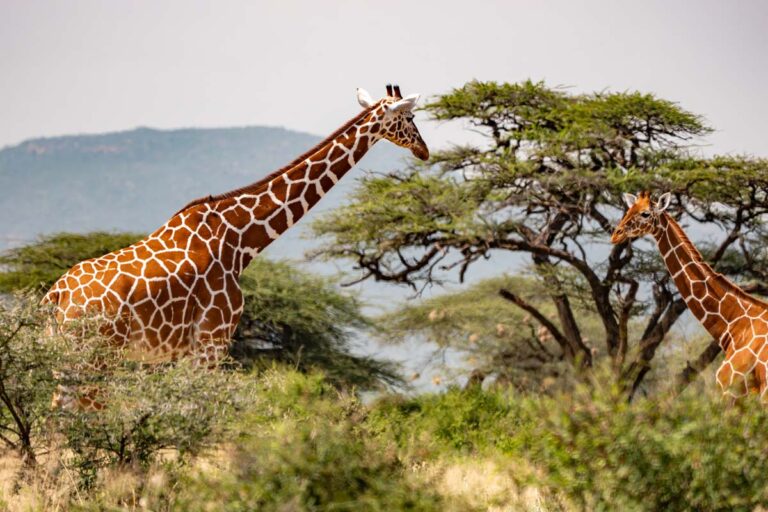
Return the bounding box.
[640,211,651,218]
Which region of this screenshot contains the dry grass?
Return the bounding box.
[410,457,558,512]
[0,448,562,512]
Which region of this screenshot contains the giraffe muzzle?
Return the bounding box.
[411,141,429,161]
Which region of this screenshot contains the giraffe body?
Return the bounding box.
[612,191,768,398]
[43,86,428,403]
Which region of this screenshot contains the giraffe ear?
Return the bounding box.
[388,93,420,112]
[356,88,375,108]
[655,192,672,212]
[622,193,637,208]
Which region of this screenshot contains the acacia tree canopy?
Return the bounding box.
[312,80,768,394]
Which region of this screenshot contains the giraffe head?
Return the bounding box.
[357,85,429,161]
[611,191,672,244]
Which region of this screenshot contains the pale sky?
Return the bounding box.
[1,0,767,156]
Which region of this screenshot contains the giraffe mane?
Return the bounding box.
[175,102,380,214]
[663,212,768,309]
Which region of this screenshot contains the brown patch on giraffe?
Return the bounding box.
[702,314,727,337]
[701,294,719,313]
[329,144,346,161]
[353,137,369,161]
[674,277,692,298]
[254,192,278,213]
[687,298,705,318]
[338,131,355,146]
[223,205,248,226]
[240,196,257,209]
[288,202,305,222]
[747,303,765,317]
[320,175,335,191]
[730,317,753,340]
[312,143,332,162]
[289,181,307,199]
[330,160,348,174]
[729,348,756,373]
[242,225,270,250]
[716,361,734,388]
[690,280,707,299]
[269,209,289,233]
[207,262,226,291]
[145,259,166,278]
[304,184,321,205]
[307,161,327,180]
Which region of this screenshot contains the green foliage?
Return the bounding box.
[0,232,142,292]
[4,357,768,511]
[366,387,520,458]
[234,257,402,390]
[0,293,107,464]
[517,386,768,511]
[152,369,460,512]
[58,360,253,486]
[365,381,768,512]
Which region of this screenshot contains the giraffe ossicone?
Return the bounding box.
[612,191,768,399]
[44,85,429,409]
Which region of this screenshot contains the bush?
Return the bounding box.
[0,293,109,466]
[515,384,768,511]
[57,359,255,487]
[139,368,463,512]
[364,382,768,512]
[366,387,521,458]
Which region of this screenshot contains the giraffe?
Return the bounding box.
[43,85,429,409]
[611,191,768,399]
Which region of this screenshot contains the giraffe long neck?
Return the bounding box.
[654,213,758,343]
[208,105,384,272]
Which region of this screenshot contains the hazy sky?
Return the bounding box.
[1,0,767,156]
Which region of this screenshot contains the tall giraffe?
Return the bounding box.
[43,85,428,407]
[612,191,768,399]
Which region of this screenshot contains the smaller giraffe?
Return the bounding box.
[612,191,768,399]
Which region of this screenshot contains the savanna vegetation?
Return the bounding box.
[2,80,768,510]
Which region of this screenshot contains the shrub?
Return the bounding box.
[57,360,257,488]
[366,387,521,459]
[0,293,108,466]
[151,368,463,511]
[515,384,768,511]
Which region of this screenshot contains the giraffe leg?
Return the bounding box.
[189,310,242,368]
[187,283,243,367]
[190,337,231,368]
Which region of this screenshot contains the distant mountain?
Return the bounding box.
[0,126,405,252]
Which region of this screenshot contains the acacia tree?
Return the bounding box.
[312,80,768,395]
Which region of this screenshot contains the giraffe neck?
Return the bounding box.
[208,105,385,272]
[653,213,759,344]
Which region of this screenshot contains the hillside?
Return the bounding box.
[0,126,404,251]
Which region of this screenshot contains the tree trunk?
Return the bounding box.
[673,339,722,393]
